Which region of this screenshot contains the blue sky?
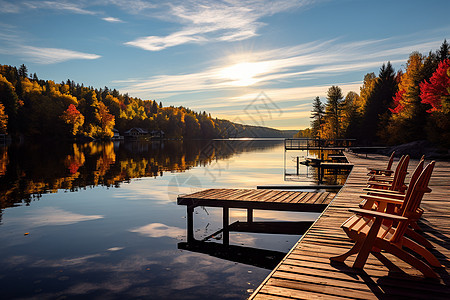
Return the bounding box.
[0,0,449,130]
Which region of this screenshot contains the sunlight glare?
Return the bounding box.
[219,61,268,86]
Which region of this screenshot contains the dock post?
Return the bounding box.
[296,156,299,175]
[187,206,194,242]
[223,207,229,245]
[247,208,253,223]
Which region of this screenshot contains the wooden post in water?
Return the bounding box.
[187,206,194,243]
[223,207,229,245]
[247,208,253,223]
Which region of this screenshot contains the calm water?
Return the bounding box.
[0,139,348,299]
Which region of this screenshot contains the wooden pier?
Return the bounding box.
[178,188,336,213]
[178,189,336,246]
[250,153,450,299]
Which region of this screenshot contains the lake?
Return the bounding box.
[0,139,348,299]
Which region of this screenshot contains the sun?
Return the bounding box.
[219,61,268,86]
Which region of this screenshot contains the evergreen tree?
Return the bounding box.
[151,101,158,114]
[18,64,28,78]
[310,96,324,138]
[437,39,450,62]
[324,86,343,138]
[361,62,397,144]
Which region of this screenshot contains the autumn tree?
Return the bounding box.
[60,104,84,136]
[389,53,428,143]
[340,91,361,138]
[420,59,450,145]
[0,74,20,134]
[358,73,377,114]
[98,102,115,138]
[0,103,8,134]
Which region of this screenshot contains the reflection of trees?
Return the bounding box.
[0,140,282,211]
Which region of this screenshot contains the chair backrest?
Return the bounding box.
[386,151,396,171]
[389,155,409,191]
[407,157,425,192]
[396,157,425,214]
[391,161,435,243]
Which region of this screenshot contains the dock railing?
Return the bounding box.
[285,138,356,150]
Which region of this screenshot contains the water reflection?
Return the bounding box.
[0,139,282,212]
[0,139,349,299]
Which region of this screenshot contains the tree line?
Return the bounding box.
[298,40,450,147]
[0,65,257,140]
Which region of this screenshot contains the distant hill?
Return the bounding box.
[220,121,298,138]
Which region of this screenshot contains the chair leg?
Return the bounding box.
[406,227,434,249]
[353,217,382,269]
[402,237,442,268]
[383,242,438,278]
[330,240,363,262]
[410,221,423,232]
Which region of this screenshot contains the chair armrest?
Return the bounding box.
[359,194,404,205]
[349,208,407,221]
[369,176,394,183]
[367,168,394,174]
[362,190,405,200]
[363,188,404,195]
[367,182,392,188]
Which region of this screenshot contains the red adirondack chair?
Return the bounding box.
[367,151,396,176]
[330,161,441,278]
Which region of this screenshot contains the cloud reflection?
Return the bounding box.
[22,207,104,227]
[130,223,185,239]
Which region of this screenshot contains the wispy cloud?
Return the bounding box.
[118,37,443,98]
[0,24,102,64]
[102,16,124,23]
[19,45,101,64]
[24,1,98,15]
[0,0,21,13]
[125,0,313,51]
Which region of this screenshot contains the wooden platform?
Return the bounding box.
[250,153,450,299]
[320,162,354,169]
[178,188,336,212]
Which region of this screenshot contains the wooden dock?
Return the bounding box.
[319,162,354,169]
[250,153,450,299]
[178,188,336,212]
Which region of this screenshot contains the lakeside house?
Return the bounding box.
[112,128,124,140]
[150,130,165,139]
[124,127,149,140]
[124,128,165,140]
